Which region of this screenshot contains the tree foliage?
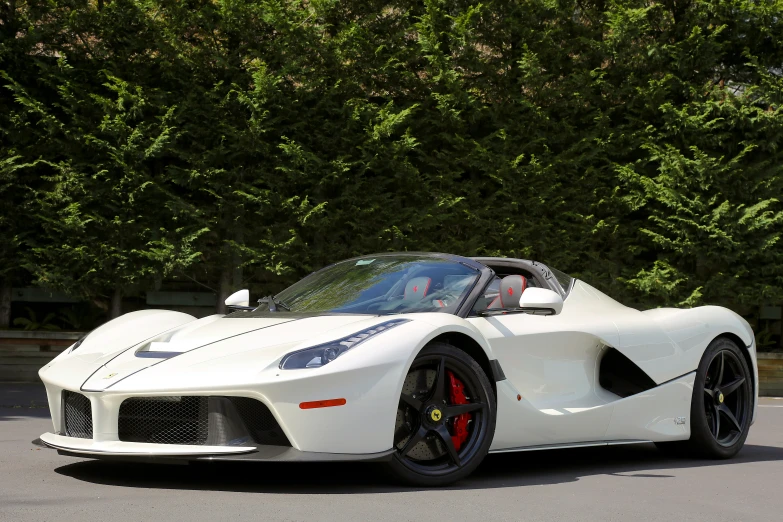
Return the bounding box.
[1,0,782,324]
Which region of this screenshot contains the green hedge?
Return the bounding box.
[1,0,781,319]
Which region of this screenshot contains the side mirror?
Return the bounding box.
[519,288,564,315]
[225,289,250,309]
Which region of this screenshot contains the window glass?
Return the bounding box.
[471,277,501,314]
[549,267,574,293]
[264,255,480,315]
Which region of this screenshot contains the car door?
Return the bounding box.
[468,280,625,449]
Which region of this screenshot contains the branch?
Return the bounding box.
[177,271,216,293]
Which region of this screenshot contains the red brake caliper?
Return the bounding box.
[446,370,471,451]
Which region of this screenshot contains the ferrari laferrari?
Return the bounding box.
[38,253,758,485]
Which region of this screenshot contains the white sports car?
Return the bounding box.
[38,253,757,486]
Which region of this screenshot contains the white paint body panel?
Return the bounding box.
[39,279,758,458]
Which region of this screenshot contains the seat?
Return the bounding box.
[403,277,431,301]
[488,275,528,309]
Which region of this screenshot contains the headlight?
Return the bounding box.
[279,319,410,369]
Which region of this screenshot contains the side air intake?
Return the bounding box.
[598,348,657,398]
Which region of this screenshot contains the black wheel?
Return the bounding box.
[385,343,496,486]
[656,337,753,458]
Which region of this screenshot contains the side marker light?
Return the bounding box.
[299,398,347,409]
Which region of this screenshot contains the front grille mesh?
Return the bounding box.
[119,396,209,445]
[62,391,93,439]
[118,396,290,447]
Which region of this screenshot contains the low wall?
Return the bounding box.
[758,352,783,397]
[0,331,82,382]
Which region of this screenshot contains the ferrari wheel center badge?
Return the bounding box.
[718,392,724,404]
[428,407,442,422]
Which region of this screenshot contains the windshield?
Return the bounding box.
[549,267,574,294]
[266,255,479,315]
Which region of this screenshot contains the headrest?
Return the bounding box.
[499,275,527,308]
[404,277,431,301]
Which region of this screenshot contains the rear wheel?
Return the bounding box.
[385,343,496,486]
[656,337,752,458]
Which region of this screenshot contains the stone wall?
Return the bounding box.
[758,352,783,397]
[0,331,82,382]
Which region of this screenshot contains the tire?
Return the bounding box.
[384,343,496,486]
[656,336,753,458]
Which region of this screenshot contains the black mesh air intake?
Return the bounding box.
[62,391,93,439]
[118,396,209,445]
[226,397,290,446]
[118,396,290,447]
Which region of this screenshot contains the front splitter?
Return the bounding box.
[37,437,394,464]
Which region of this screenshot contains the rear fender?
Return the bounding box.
[642,306,754,376]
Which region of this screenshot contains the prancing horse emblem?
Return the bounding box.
[103,373,118,379]
[431,409,442,422]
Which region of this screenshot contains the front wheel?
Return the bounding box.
[384,343,496,486]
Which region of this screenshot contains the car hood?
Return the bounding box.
[42,313,388,392]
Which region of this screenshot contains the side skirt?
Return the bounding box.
[489,439,652,454]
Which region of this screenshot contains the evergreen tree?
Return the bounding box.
[1,0,781,331]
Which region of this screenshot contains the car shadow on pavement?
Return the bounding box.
[53,442,783,493]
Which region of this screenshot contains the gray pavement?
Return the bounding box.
[2,384,783,522]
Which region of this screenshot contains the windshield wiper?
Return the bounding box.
[257,296,291,312]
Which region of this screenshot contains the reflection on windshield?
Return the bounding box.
[268,256,479,315]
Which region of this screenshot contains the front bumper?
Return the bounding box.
[42,367,403,456]
[39,350,411,457]
[38,314,440,459]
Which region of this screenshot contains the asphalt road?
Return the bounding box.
[2,384,783,522]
